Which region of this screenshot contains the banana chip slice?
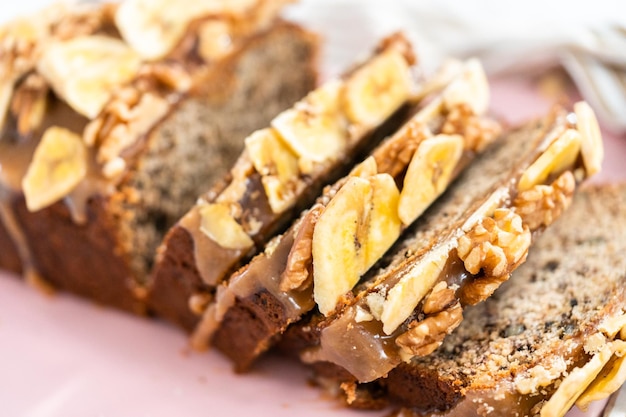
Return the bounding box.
[22,126,87,212]
[343,49,412,128]
[115,0,256,60]
[272,81,348,164]
[518,129,582,192]
[398,134,464,225]
[37,35,141,119]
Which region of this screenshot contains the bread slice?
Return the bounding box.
[277,102,603,399]
[0,0,318,312]
[384,183,626,417]
[195,58,503,371]
[148,33,419,330]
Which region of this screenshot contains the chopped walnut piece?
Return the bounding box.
[514,171,575,230]
[10,73,48,135]
[396,302,462,358]
[188,292,214,315]
[373,119,428,179]
[422,281,456,315]
[138,62,191,93]
[280,205,323,292]
[456,208,531,305]
[92,91,168,177]
[441,103,501,152]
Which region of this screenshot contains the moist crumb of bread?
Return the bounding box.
[385,183,626,416]
[114,25,318,282]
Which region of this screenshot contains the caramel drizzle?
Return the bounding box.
[0,201,52,293]
[190,96,499,352]
[308,113,589,383]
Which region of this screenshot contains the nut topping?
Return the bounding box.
[10,73,48,135]
[373,119,428,179]
[422,281,456,315]
[441,103,501,152]
[456,208,531,305]
[22,126,87,212]
[280,205,323,292]
[396,301,462,359]
[514,171,575,230]
[95,91,169,177]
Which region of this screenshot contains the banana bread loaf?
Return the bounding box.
[387,182,626,417]
[0,0,318,313]
[148,33,418,330]
[197,58,502,371]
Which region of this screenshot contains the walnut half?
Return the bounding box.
[456,207,531,305]
[395,282,462,359]
[514,170,575,231]
[441,102,501,152]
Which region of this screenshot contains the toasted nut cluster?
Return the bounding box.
[456,208,531,305]
[197,20,233,62]
[441,103,501,152]
[396,297,462,359]
[422,281,457,315]
[514,358,567,395]
[136,61,192,93]
[514,171,575,230]
[85,88,168,179]
[10,73,48,135]
[280,205,323,292]
[373,119,428,179]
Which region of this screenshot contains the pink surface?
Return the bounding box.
[1,78,624,417]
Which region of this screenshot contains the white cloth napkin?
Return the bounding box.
[286,0,626,133]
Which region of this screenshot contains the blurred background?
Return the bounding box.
[4,0,626,132]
